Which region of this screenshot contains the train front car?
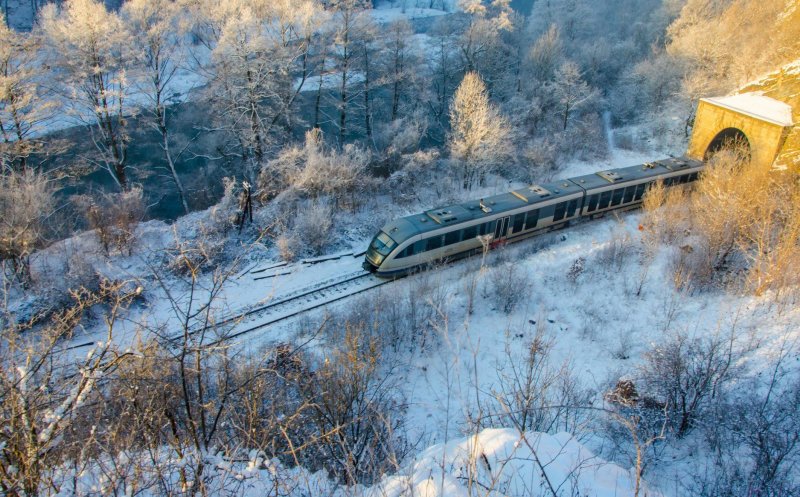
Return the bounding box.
[364,217,422,276]
[363,231,397,273]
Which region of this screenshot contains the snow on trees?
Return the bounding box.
[259,128,371,210]
[0,15,56,171]
[41,0,135,190]
[448,71,511,189]
[329,0,372,144]
[122,0,190,214]
[551,61,598,131]
[187,0,325,179]
[0,282,139,496]
[0,167,52,284]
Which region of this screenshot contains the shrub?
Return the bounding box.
[489,263,532,314]
[294,200,333,256]
[81,187,144,256]
[0,168,53,284]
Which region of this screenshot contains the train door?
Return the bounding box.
[492,216,511,246]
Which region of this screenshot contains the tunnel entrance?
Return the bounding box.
[704,127,751,161]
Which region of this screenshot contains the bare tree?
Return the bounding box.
[41,0,135,190]
[123,0,191,213]
[550,61,598,131]
[329,0,370,144]
[0,166,52,284]
[385,19,418,122]
[79,187,145,256]
[0,16,57,171]
[0,281,138,497]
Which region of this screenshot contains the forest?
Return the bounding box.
[1,0,799,495]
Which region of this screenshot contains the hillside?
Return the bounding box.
[739,59,800,171]
[2,1,799,496]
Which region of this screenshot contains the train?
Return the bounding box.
[364,156,705,277]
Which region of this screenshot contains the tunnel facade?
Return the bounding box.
[687,95,794,168]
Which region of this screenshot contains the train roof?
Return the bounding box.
[569,157,703,190]
[383,179,585,242]
[381,156,703,243]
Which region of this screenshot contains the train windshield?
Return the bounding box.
[369,232,397,256]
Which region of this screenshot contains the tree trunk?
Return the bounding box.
[363,43,372,142]
[314,52,326,129]
[339,37,348,145]
[158,107,189,214]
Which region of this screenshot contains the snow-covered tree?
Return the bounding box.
[187,0,325,178]
[41,0,135,190]
[384,19,420,122]
[0,167,52,284]
[123,0,190,213]
[0,15,56,171]
[329,0,371,144]
[456,0,514,90]
[259,128,371,209]
[449,71,511,189]
[550,61,598,131]
[526,24,563,82]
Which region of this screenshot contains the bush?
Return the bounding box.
[275,233,299,262]
[259,129,374,212]
[81,187,144,256]
[293,200,333,256]
[489,263,532,314]
[298,323,408,485]
[0,168,53,284]
[596,223,634,272]
[643,151,800,295]
[637,329,744,438]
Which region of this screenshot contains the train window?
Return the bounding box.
[369,231,397,256]
[397,244,415,259]
[444,230,461,246]
[413,240,426,254]
[553,202,567,222]
[525,209,539,229]
[567,199,578,217]
[623,186,636,203]
[664,177,675,186]
[587,194,599,212]
[463,225,478,240]
[611,188,624,207]
[688,172,698,182]
[479,221,495,236]
[426,235,443,251]
[598,190,612,209]
[512,214,525,233]
[634,183,646,200]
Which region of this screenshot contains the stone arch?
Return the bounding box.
[704,127,751,160]
[687,96,794,168]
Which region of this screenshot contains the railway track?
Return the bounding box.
[54,268,390,381]
[168,270,391,346]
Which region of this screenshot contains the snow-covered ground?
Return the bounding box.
[16,142,799,495]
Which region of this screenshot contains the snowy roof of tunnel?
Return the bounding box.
[703,93,795,127]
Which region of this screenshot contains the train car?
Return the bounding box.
[364,156,704,277]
